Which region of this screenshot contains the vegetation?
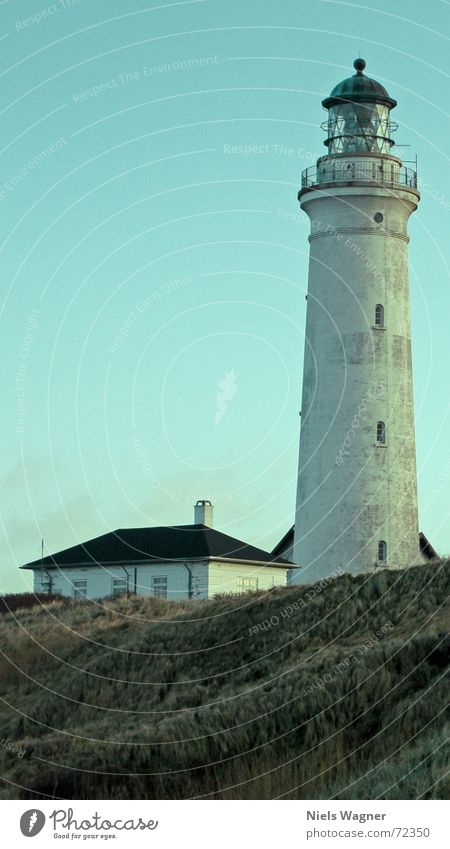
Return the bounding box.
[0,593,63,616]
[0,561,448,800]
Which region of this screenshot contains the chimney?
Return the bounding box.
[194,499,213,527]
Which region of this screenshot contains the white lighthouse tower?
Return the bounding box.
[293,59,420,581]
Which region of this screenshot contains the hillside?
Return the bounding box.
[0,561,448,800]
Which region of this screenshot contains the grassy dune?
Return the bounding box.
[0,561,448,800]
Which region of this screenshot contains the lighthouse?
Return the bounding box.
[293,59,420,580]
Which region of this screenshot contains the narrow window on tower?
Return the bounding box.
[375,303,384,327]
[377,540,387,562]
[376,421,386,444]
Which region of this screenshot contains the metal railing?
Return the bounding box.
[300,163,417,190]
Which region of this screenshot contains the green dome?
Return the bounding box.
[322,59,397,109]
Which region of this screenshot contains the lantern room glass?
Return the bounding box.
[324,102,394,154]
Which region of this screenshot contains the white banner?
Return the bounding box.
[0,800,446,847]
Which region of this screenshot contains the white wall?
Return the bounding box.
[207,561,288,596]
[32,561,209,601]
[32,560,289,600]
[293,178,420,581]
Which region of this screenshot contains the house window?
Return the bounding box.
[375,304,384,327]
[376,421,386,444]
[111,578,128,597]
[151,576,168,598]
[377,540,387,562]
[73,579,87,599]
[237,576,259,593]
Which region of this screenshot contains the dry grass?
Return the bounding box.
[0,561,448,800]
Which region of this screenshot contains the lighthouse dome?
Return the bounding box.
[322,59,397,109]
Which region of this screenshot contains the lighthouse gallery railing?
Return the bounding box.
[301,163,417,190]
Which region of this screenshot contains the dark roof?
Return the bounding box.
[322,59,397,110]
[22,525,294,570]
[271,525,294,558]
[419,531,439,560]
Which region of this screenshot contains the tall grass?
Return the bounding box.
[0,561,448,800]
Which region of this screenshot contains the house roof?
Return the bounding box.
[21,525,294,570]
[271,526,439,561]
[419,532,438,560]
[271,525,295,558]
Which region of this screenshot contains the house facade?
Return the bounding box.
[22,502,292,601]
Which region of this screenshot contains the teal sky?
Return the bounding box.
[1,0,449,592]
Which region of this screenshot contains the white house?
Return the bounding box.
[22,501,293,601]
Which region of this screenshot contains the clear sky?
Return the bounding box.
[1,0,449,592]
